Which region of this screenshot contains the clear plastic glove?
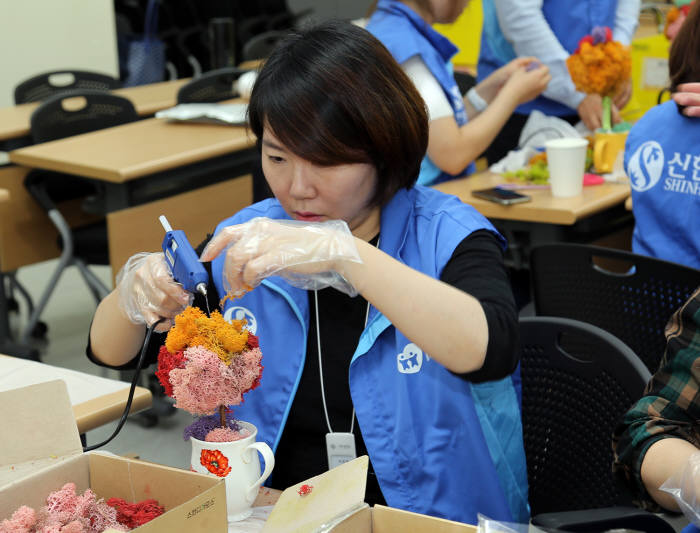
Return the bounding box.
[116,252,192,332]
[200,217,363,297]
[660,450,700,527]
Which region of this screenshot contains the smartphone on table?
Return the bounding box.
[471,187,531,205]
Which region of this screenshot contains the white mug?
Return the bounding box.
[190,421,274,522]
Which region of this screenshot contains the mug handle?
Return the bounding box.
[243,441,275,503]
[594,138,610,172]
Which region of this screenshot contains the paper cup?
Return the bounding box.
[545,138,588,198]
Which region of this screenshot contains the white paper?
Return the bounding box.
[227,505,275,532]
[0,357,129,406]
[155,103,248,125]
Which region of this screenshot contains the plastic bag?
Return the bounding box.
[477,513,529,533]
[124,0,165,86]
[155,103,248,125]
[660,451,700,528]
[518,110,583,149]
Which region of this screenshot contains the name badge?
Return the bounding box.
[325,432,357,469]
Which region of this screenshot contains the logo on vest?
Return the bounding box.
[223,306,257,334]
[397,343,423,374]
[628,141,664,192]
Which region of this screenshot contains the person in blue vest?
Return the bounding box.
[479,0,640,165]
[366,0,551,186]
[624,1,700,270]
[87,21,529,525]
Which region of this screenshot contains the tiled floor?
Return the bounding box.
[9,259,193,469]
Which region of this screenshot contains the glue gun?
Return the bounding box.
[159,215,208,298]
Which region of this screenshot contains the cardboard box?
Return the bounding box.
[0,380,227,532]
[330,504,478,532]
[1,381,478,532]
[262,456,478,533]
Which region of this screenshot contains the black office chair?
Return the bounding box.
[176,67,251,104]
[7,71,120,338]
[19,91,139,345]
[241,30,287,62]
[519,316,674,532]
[14,70,120,104]
[530,243,700,374]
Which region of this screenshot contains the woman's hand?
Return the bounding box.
[673,83,700,117]
[117,252,192,332]
[476,57,540,103]
[576,93,622,131]
[614,79,633,110]
[499,62,551,106]
[200,218,362,297]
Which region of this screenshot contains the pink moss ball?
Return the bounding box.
[204,427,251,442]
[0,505,37,532]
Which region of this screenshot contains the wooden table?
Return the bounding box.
[0,78,190,142]
[9,111,254,185]
[8,106,256,214]
[434,172,631,225]
[434,172,633,269]
[0,355,152,434]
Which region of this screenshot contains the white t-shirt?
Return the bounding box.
[402,55,454,122]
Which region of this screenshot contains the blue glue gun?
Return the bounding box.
[159,215,208,298]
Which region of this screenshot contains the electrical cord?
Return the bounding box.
[83,318,165,452]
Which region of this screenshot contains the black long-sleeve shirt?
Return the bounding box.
[87,229,519,503]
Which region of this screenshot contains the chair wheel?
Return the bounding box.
[150,396,177,418]
[134,412,159,428]
[7,297,19,313]
[31,321,48,339]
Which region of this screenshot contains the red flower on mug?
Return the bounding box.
[200,449,232,477]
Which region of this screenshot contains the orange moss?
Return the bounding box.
[567,40,631,96]
[165,308,250,365]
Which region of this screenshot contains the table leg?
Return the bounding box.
[0,272,39,360]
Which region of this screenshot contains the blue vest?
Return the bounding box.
[625,101,700,270]
[211,186,529,524]
[478,0,618,116]
[367,0,474,186]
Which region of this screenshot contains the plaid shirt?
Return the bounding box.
[613,286,700,510]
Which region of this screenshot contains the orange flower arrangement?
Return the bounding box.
[567,26,631,130]
[156,306,263,443]
[665,1,696,41]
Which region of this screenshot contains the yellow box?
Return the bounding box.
[621,33,671,123]
[434,0,483,68]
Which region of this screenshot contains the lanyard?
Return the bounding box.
[314,237,378,434]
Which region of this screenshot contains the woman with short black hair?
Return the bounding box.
[88,20,527,524]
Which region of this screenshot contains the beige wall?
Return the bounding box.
[0,0,119,106]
